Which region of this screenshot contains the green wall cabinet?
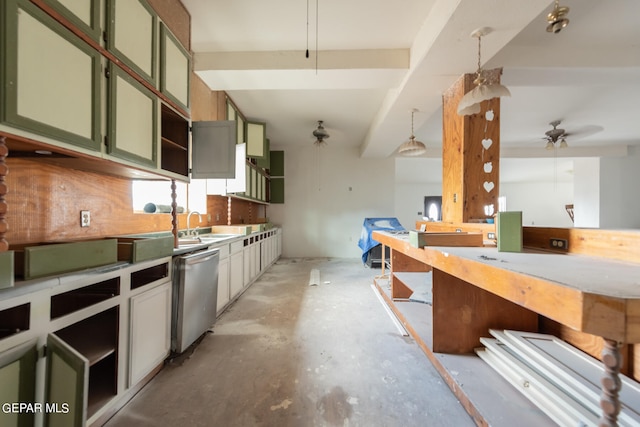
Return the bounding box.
[246,121,267,159]
[0,0,102,152]
[256,139,270,170]
[106,0,157,86]
[270,151,285,204]
[226,98,246,145]
[160,23,190,112]
[41,0,101,41]
[107,64,157,167]
[270,178,285,204]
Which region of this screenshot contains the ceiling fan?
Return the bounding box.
[544,120,570,150]
[312,120,330,146]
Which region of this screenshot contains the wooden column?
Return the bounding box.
[442,69,502,223]
[0,136,8,251]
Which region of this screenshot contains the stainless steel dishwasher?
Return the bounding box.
[172,247,219,353]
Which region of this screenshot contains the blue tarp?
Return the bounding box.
[357,217,405,263]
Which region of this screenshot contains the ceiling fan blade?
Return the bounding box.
[562,125,603,140]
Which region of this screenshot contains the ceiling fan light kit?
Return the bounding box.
[457,27,511,116]
[312,120,330,146]
[398,109,427,156]
[546,0,570,34]
[544,120,569,149]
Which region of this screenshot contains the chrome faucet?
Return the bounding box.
[186,211,202,237]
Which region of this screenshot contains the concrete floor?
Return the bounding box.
[105,258,475,427]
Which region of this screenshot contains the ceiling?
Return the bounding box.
[183,0,640,182]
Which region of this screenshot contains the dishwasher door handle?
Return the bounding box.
[182,249,219,265]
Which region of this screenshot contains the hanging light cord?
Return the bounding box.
[315,0,319,74]
[475,35,484,84]
[305,0,309,58]
[411,110,415,138]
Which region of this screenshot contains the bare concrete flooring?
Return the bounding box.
[105,258,475,427]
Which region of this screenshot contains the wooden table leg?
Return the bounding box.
[381,244,386,276]
[599,338,622,427]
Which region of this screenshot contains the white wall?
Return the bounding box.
[267,145,395,258]
[499,182,574,227]
[599,146,640,229]
[573,158,600,228]
[393,157,442,229]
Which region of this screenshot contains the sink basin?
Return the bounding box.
[178,237,203,245]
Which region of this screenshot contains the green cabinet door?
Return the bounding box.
[256,139,270,170]
[0,0,102,151]
[44,334,89,427]
[160,23,190,112]
[246,121,267,159]
[106,0,157,85]
[107,64,157,167]
[0,340,37,427]
[41,0,101,40]
[270,178,285,204]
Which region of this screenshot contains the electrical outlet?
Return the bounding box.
[81,210,91,227]
[549,238,568,251]
[488,232,496,240]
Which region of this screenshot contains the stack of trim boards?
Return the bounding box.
[476,330,640,427]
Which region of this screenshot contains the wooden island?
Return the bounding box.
[372,226,640,426]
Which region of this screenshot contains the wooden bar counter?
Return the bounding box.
[372,229,640,426]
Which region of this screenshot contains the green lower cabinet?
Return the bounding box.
[45,334,88,427]
[0,341,37,427]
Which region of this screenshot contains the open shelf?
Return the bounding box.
[161,104,189,177]
[50,278,120,319]
[373,276,554,426]
[131,262,169,290]
[54,307,118,366]
[0,303,30,339]
[87,354,117,418]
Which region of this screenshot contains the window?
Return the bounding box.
[131,180,206,213]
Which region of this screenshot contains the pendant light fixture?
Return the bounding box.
[546,0,570,34]
[457,27,511,116]
[398,109,426,156]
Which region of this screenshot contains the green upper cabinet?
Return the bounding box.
[256,139,270,170]
[106,0,157,86]
[226,98,246,145]
[0,0,102,151]
[270,151,285,204]
[270,151,285,177]
[41,0,101,41]
[160,23,190,112]
[107,64,157,167]
[246,121,267,159]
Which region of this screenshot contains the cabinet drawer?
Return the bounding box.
[230,240,244,254]
[212,244,229,259]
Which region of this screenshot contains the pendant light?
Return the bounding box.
[398,109,426,156]
[546,0,570,34]
[457,28,511,116]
